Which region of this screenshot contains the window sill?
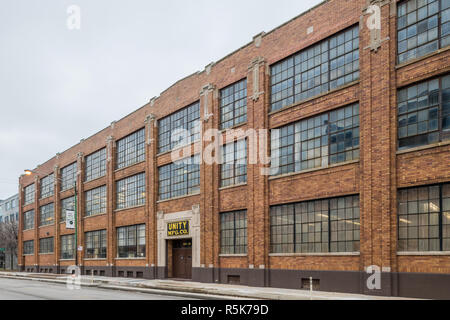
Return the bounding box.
[114,205,145,213]
[396,140,450,156]
[114,257,146,260]
[84,175,107,184]
[59,259,75,261]
[157,192,201,203]
[220,122,248,133]
[219,254,248,257]
[395,45,450,70]
[156,141,201,158]
[268,80,360,116]
[23,228,34,232]
[39,224,55,228]
[23,254,34,257]
[269,252,360,257]
[397,251,450,256]
[83,213,107,219]
[114,161,146,173]
[219,183,248,191]
[39,253,54,256]
[83,258,107,261]
[268,159,360,181]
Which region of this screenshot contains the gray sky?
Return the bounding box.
[0,0,323,199]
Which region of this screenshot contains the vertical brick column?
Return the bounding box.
[145,114,157,279]
[106,136,115,276]
[53,165,61,272]
[76,152,84,270]
[246,57,268,287]
[34,176,40,272]
[17,181,24,271]
[359,0,396,296]
[199,83,216,282]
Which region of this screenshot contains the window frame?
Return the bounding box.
[40,174,54,199]
[84,230,107,259]
[39,237,54,254]
[60,234,76,260]
[220,210,248,254]
[85,185,107,217]
[398,182,450,252]
[270,25,360,112]
[85,148,107,182]
[220,79,248,130]
[270,195,360,254]
[24,184,35,206]
[23,240,34,255]
[23,210,35,230]
[397,0,450,64]
[158,155,201,201]
[271,103,360,176]
[220,139,248,188]
[115,173,145,210]
[61,162,77,192]
[115,128,146,170]
[157,101,201,154]
[116,224,146,258]
[39,203,54,227]
[397,74,450,150]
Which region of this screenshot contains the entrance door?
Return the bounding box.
[172,240,192,279]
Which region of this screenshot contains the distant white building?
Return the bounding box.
[0,194,19,270]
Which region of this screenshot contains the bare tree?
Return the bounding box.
[0,221,18,270]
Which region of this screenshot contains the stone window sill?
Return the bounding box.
[157,192,201,204]
[397,251,450,256]
[269,252,360,257]
[268,159,359,181]
[396,140,450,155]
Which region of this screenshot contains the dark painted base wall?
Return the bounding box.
[22,265,450,299]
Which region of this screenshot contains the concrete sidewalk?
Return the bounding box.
[0,272,412,300]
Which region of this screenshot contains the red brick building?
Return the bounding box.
[18,0,450,299]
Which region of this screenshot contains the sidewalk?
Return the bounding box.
[0,271,413,300]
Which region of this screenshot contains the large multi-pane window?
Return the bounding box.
[60,234,75,260]
[116,129,146,170]
[220,211,247,254]
[270,196,360,254]
[24,184,35,206]
[39,203,54,227]
[85,186,107,217]
[398,183,450,252]
[271,25,359,112]
[271,103,360,176]
[39,237,54,254]
[158,155,200,200]
[23,210,34,230]
[40,174,54,199]
[117,224,146,258]
[398,74,450,149]
[221,139,247,187]
[85,230,107,259]
[220,79,247,130]
[116,174,145,210]
[60,196,75,222]
[158,102,201,154]
[397,0,450,64]
[85,148,107,182]
[23,240,34,255]
[61,163,77,191]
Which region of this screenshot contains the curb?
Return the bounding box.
[0,275,253,300]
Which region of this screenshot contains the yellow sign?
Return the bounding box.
[167,221,190,237]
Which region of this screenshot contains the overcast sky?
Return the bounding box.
[0,0,323,199]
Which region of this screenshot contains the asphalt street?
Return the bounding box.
[0,277,197,300]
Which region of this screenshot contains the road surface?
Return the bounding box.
[0,277,197,300]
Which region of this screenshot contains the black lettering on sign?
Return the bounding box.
[167,220,190,237]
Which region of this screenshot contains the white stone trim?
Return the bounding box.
[157,204,201,269]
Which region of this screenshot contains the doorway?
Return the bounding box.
[171,239,192,280]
